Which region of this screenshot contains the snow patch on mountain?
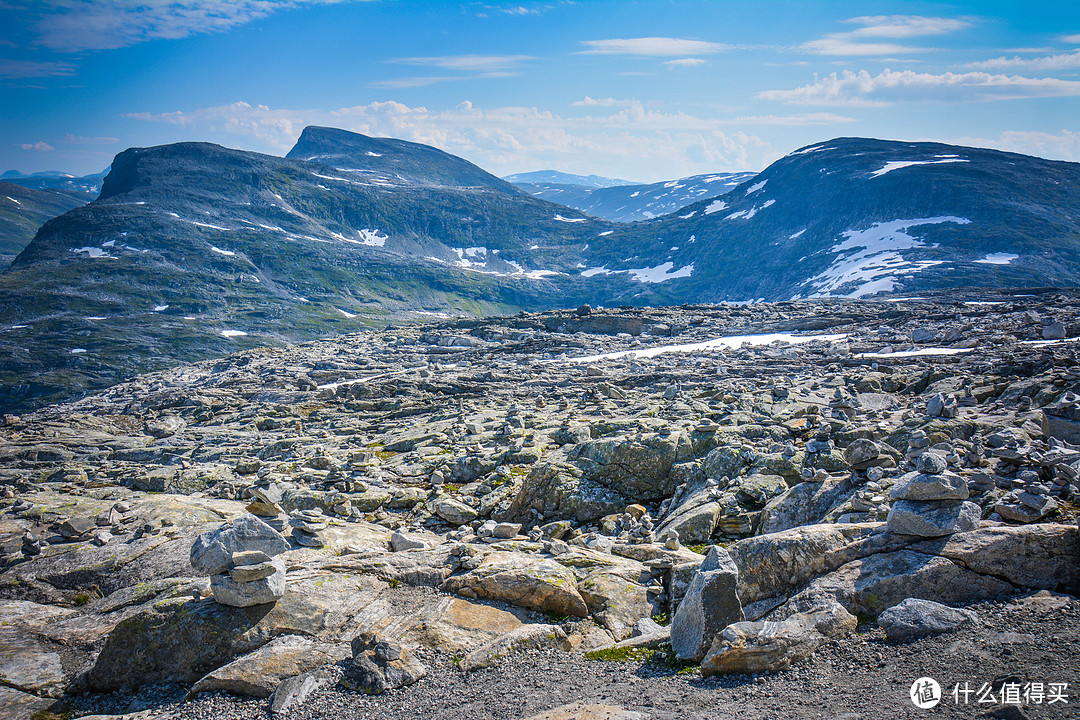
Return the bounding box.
[745,180,767,195]
[804,216,971,299]
[704,200,728,215]
[974,252,1019,265]
[869,159,969,178]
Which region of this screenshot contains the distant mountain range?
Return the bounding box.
[0,182,91,266]
[1,169,106,198]
[510,171,757,222]
[502,170,635,189]
[2,129,1079,412]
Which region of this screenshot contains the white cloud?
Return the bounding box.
[579,37,727,57]
[19,141,54,151]
[759,68,1080,106]
[0,59,75,78]
[125,98,774,180]
[32,0,373,52]
[802,14,970,56]
[842,15,971,39]
[664,58,706,68]
[368,75,474,89]
[801,38,922,56]
[731,113,857,126]
[389,54,534,72]
[967,50,1080,72]
[1060,34,1080,44]
[61,133,120,144]
[948,130,1080,163]
[571,96,634,107]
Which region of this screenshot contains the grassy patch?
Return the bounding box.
[584,645,657,662]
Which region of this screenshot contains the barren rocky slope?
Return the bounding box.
[0,290,1078,719]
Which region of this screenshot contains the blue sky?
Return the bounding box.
[2,0,1079,182]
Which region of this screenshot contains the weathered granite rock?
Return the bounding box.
[434,498,479,526]
[190,515,289,576]
[758,475,861,534]
[670,546,744,661]
[777,549,1014,619]
[877,598,977,642]
[886,499,980,537]
[460,624,571,671]
[190,634,349,697]
[577,569,654,640]
[340,632,427,694]
[890,471,968,501]
[442,551,589,618]
[701,601,856,675]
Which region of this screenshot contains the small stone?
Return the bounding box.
[230,560,280,583]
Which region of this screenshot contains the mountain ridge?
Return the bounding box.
[2,130,1079,413]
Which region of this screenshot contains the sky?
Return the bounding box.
[1,0,1079,183]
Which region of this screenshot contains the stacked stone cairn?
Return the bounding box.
[245,481,286,533]
[190,514,290,607]
[886,451,980,537]
[290,507,327,547]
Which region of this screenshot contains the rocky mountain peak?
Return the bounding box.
[286,126,518,192]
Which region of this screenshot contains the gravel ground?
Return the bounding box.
[64,590,1080,720]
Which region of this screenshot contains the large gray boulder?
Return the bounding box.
[670,546,744,661]
[877,598,977,642]
[701,601,856,675]
[890,471,968,501]
[190,515,290,576]
[886,500,980,537]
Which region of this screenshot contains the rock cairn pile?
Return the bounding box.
[290,507,328,547]
[886,452,980,537]
[245,481,287,533]
[190,514,290,607]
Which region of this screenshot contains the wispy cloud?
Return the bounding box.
[759,68,1080,106]
[0,58,75,78]
[31,0,374,53]
[125,98,775,179]
[368,73,517,89]
[579,37,727,57]
[571,96,635,107]
[61,133,119,144]
[842,15,971,39]
[802,15,970,56]
[967,50,1080,72]
[1060,33,1080,44]
[730,113,857,126]
[948,129,1080,162]
[389,54,534,72]
[19,141,54,151]
[664,58,706,68]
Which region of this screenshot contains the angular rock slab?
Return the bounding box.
[670,546,744,661]
[191,514,289,576]
[85,573,384,691]
[889,471,968,501]
[577,569,654,641]
[701,603,856,676]
[778,549,1014,620]
[877,598,977,642]
[191,634,349,698]
[460,624,571,671]
[886,499,980,537]
[908,524,1080,593]
[442,551,589,618]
